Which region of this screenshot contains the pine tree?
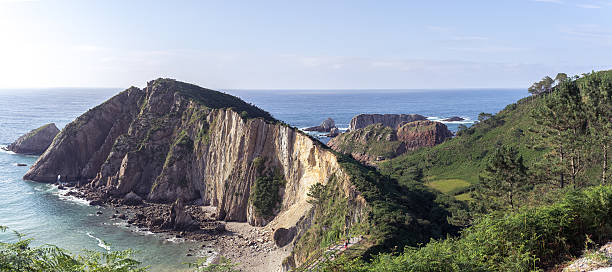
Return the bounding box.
[532,79,589,188]
[580,72,612,184]
[473,145,530,212]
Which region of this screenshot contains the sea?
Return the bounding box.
[0,87,526,270]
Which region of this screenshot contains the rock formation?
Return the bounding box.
[441,116,465,122]
[397,120,454,151]
[23,79,454,270]
[325,127,340,137]
[5,123,59,155]
[348,113,426,131]
[22,79,367,266]
[304,117,336,132]
[329,120,452,164]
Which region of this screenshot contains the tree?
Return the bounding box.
[555,73,568,84]
[533,79,590,188]
[473,145,530,212]
[529,76,555,95]
[579,71,612,184]
[477,112,493,122]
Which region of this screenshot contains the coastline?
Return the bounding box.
[51,182,290,271]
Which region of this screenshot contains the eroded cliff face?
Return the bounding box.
[329,120,452,165]
[348,113,426,131]
[23,79,368,261]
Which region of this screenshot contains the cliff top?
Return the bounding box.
[147,78,276,122]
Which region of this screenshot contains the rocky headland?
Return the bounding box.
[22,79,454,271]
[328,120,452,165]
[348,113,426,131]
[4,123,59,155]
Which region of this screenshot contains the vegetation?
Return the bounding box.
[0,226,146,271]
[317,185,612,271]
[473,145,531,212]
[249,159,286,218]
[330,124,403,160]
[149,78,275,122]
[293,152,462,266]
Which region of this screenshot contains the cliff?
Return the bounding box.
[5,123,60,155]
[348,113,426,131]
[23,79,455,270]
[328,120,452,164]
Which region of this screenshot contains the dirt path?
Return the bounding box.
[303,236,363,271]
[210,221,292,272]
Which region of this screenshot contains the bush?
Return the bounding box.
[250,171,285,217]
[0,226,147,271]
[317,185,612,271]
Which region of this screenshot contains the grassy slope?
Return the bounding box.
[379,95,544,198]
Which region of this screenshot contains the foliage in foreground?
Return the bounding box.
[0,226,146,272]
[317,185,612,271]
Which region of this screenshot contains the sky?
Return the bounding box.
[0,0,611,89]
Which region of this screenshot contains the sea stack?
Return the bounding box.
[304,117,336,132]
[5,123,60,155]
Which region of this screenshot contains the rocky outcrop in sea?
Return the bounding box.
[328,119,452,164]
[348,113,426,131]
[304,117,336,132]
[4,123,59,155]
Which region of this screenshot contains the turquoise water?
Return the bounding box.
[0,87,527,270]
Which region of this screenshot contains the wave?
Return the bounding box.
[427,116,475,124]
[0,145,16,155]
[53,187,91,206]
[86,232,111,251]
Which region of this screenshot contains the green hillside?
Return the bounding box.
[380,70,612,199]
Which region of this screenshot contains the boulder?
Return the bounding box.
[6,123,59,155]
[304,118,336,132]
[123,191,143,205]
[166,198,198,231]
[348,114,426,131]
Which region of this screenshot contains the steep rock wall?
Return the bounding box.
[23,79,368,240]
[348,113,426,131]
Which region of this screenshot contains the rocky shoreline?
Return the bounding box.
[56,182,286,271]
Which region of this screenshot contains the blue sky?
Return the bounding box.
[0,0,611,89]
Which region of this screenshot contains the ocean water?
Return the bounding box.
[0,87,526,270]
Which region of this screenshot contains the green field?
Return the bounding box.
[425,179,471,195]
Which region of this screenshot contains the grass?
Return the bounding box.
[149,78,276,122]
[454,192,472,201]
[426,179,471,195]
[379,95,545,190]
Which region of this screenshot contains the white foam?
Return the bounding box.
[0,145,16,155]
[86,232,111,251]
[427,116,475,124]
[166,236,185,243]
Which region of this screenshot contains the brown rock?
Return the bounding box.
[396,120,453,151]
[348,113,426,131]
[6,123,60,155]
